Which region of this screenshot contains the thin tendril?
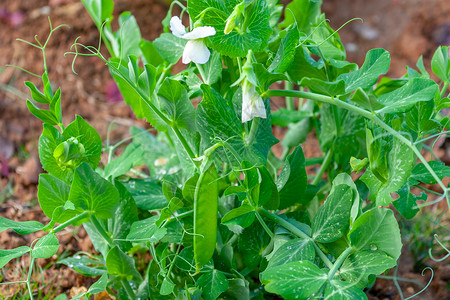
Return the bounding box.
[428,234,450,262]
[404,267,434,300]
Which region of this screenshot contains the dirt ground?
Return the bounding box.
[0,0,449,299]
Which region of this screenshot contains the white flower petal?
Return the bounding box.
[182,26,216,40]
[169,16,186,38]
[242,84,267,123]
[182,40,211,64]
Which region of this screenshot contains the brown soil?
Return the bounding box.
[0,0,449,299]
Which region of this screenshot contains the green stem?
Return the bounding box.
[263,89,448,194]
[327,247,353,281]
[121,279,136,299]
[53,212,89,234]
[440,82,448,98]
[27,256,36,300]
[172,127,198,166]
[255,211,274,238]
[258,208,333,269]
[90,215,114,246]
[311,148,333,186]
[414,130,450,145]
[165,210,194,224]
[196,63,208,83]
[285,81,295,110]
[91,215,136,298]
[246,118,260,146]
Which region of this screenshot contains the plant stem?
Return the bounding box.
[172,127,198,167]
[285,81,295,110]
[263,89,448,195]
[254,211,274,238]
[311,148,333,186]
[327,247,353,281]
[27,256,36,300]
[440,81,448,98]
[90,215,114,246]
[258,208,333,269]
[121,279,136,299]
[246,117,260,146]
[53,212,90,234]
[91,215,136,298]
[196,63,208,83]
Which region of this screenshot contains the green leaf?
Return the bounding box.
[58,254,107,276]
[300,78,346,97]
[62,115,102,169]
[110,182,139,251]
[276,146,308,209]
[189,0,272,57]
[312,185,353,243]
[139,39,164,67]
[0,246,31,268]
[72,273,109,300]
[339,250,396,288]
[411,161,450,185]
[104,142,144,179]
[197,85,277,167]
[405,100,440,135]
[348,208,402,260]
[393,184,426,219]
[267,238,315,268]
[153,33,186,64]
[221,202,256,233]
[109,61,164,130]
[238,222,270,269]
[68,162,119,218]
[25,81,50,104]
[197,269,229,300]
[160,277,175,296]
[261,261,327,300]
[330,173,361,224]
[126,216,166,243]
[105,246,142,281]
[361,132,414,206]
[0,217,44,235]
[37,174,74,223]
[350,88,384,111]
[431,46,449,82]
[376,78,439,114]
[279,0,321,33]
[226,278,250,300]
[114,12,142,61]
[309,15,346,61]
[338,48,390,93]
[271,108,312,127]
[80,0,113,28]
[324,279,368,300]
[203,51,222,85]
[269,24,299,73]
[194,164,219,270]
[123,179,168,210]
[287,47,327,83]
[26,100,59,125]
[158,78,196,130]
[259,166,279,209]
[32,233,59,259]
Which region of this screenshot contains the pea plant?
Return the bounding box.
[1,0,450,299]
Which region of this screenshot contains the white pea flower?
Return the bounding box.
[241,80,267,123]
[169,16,216,64]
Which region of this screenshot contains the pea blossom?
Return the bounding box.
[169,16,216,64]
[241,79,267,123]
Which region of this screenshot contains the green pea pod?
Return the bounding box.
[193,163,218,271]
